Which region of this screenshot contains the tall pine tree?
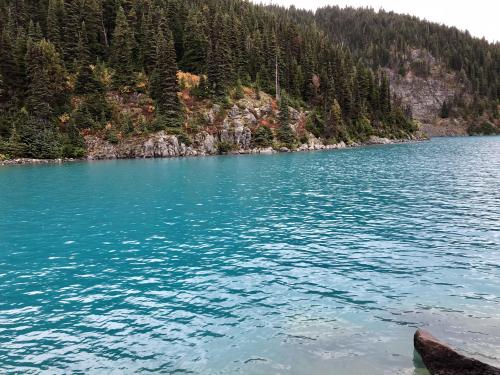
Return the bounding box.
[150,27,180,125]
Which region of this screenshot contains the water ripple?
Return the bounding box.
[0,136,499,374]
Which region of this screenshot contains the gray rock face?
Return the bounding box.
[385,49,465,126]
[414,329,500,375]
[84,89,418,161]
[220,104,254,149]
[389,69,459,122]
[365,136,393,145]
[86,131,202,160]
[194,132,216,154]
[203,104,221,124]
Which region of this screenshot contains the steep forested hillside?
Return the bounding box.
[0,0,497,161]
[312,6,500,131]
[0,0,417,159]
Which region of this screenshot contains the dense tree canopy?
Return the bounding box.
[0,0,495,159]
[312,6,500,103]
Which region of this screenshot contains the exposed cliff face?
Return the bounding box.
[386,49,475,137]
[84,89,418,160]
[85,131,216,159]
[85,91,339,160]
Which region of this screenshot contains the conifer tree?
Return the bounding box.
[180,9,208,74]
[46,0,63,50]
[255,72,262,100]
[83,0,105,57]
[75,22,103,95]
[325,99,344,140]
[0,71,5,99]
[0,29,18,95]
[440,100,450,118]
[25,39,67,121]
[139,8,156,73]
[379,71,391,118]
[110,6,134,87]
[22,40,66,158]
[150,28,179,124]
[27,20,42,42]
[277,90,295,146]
[206,41,226,99]
[62,0,80,62]
[193,74,209,99]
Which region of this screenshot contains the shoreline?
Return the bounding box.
[0,136,427,167]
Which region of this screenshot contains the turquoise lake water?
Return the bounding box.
[1,136,499,374]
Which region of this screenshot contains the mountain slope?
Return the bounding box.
[0,0,498,161]
[312,6,500,134]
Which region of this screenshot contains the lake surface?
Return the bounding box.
[1,136,499,374]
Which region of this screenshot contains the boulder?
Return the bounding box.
[260,103,273,115]
[229,104,240,118]
[259,147,276,154]
[289,106,300,121]
[202,133,216,155]
[366,136,393,145]
[242,108,258,125]
[414,329,500,375]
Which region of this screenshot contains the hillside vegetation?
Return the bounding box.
[0,0,498,160]
[312,6,500,132]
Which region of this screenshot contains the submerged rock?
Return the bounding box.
[414,329,500,375]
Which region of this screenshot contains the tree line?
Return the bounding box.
[1,0,420,158]
[312,6,500,118]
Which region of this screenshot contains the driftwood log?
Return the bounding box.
[414,329,500,375]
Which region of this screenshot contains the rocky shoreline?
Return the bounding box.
[1,92,427,167]
[0,158,80,166]
[0,135,425,167]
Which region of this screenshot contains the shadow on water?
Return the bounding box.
[413,350,431,375]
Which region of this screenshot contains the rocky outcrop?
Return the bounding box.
[419,118,469,137]
[414,329,500,375]
[84,130,419,161]
[386,49,471,137]
[85,131,215,159]
[220,105,253,149]
[83,89,423,161]
[85,91,296,160]
[0,158,71,166]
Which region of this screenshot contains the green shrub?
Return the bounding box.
[277,124,296,148]
[177,132,192,146]
[62,144,86,158]
[150,114,183,132]
[468,121,498,135]
[233,79,244,100]
[186,113,204,133]
[104,129,119,144]
[252,126,273,147]
[349,117,374,141]
[119,114,134,135]
[216,140,234,154]
[305,111,324,138]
